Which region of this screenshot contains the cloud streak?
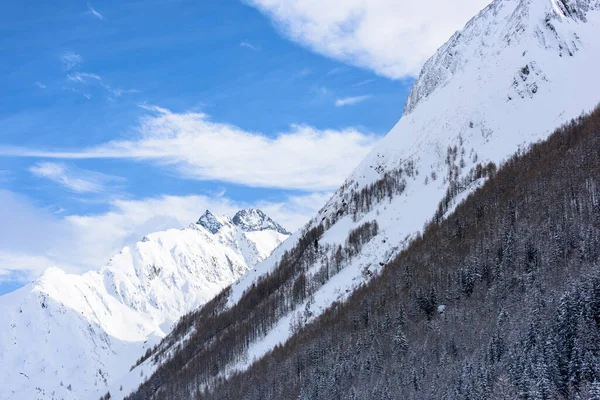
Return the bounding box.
[335,95,371,107]
[87,4,105,20]
[63,65,138,100]
[240,41,261,51]
[1,106,379,191]
[29,162,123,194]
[67,72,102,83]
[103,86,140,98]
[60,51,83,71]
[352,79,375,87]
[246,0,491,79]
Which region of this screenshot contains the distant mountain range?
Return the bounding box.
[0,209,289,400]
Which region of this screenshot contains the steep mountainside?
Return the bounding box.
[229,0,600,329]
[123,0,600,398]
[198,99,600,400]
[0,209,288,400]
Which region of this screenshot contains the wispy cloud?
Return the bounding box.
[61,86,93,100]
[65,70,138,100]
[0,252,57,283]
[296,68,312,78]
[2,106,379,191]
[352,79,375,87]
[327,66,347,75]
[312,85,331,98]
[59,50,137,101]
[335,95,371,107]
[240,41,261,51]
[60,51,83,71]
[67,72,102,83]
[87,3,105,20]
[29,162,123,194]
[0,189,77,281]
[247,0,490,79]
[102,84,140,98]
[35,81,47,89]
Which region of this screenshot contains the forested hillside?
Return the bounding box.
[117,0,600,397]
[198,105,600,400]
[127,105,600,399]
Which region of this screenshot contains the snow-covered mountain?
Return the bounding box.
[0,209,289,400]
[120,0,600,398]
[230,0,600,367]
[231,208,291,235]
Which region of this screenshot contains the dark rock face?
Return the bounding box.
[197,210,223,234]
[197,208,291,235]
[232,208,291,235]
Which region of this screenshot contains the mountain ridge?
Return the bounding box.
[232,208,291,235]
[194,101,600,400]
[0,209,289,400]
[121,0,600,398]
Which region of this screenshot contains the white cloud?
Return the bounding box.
[64,70,138,100]
[0,190,75,281]
[60,51,83,71]
[35,81,47,89]
[1,106,379,191]
[87,4,105,20]
[0,252,57,283]
[240,41,261,51]
[67,72,102,83]
[103,85,139,98]
[246,0,491,79]
[29,161,123,194]
[0,189,329,283]
[335,95,371,107]
[352,79,375,87]
[327,66,347,75]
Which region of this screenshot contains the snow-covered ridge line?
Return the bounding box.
[0,208,289,400]
[403,0,600,116]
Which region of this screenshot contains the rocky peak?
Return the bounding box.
[403,0,600,116]
[232,208,291,235]
[196,210,225,234]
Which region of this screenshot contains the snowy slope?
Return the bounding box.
[124,0,600,394]
[232,0,600,345]
[0,209,288,400]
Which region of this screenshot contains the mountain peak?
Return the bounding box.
[0,204,291,400]
[232,208,291,235]
[403,0,600,116]
[196,210,225,234]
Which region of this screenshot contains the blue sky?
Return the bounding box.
[0,0,489,294]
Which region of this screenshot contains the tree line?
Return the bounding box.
[180,105,600,399]
[124,218,380,400]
